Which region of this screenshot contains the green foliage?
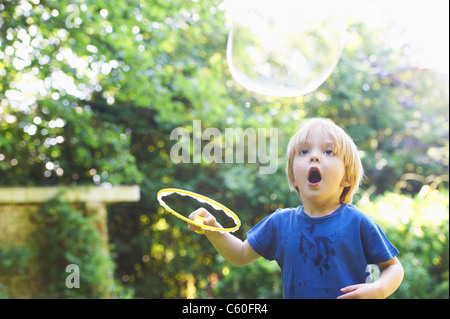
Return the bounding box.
[0,245,32,298]
[0,245,31,275]
[213,256,283,299]
[0,283,10,299]
[0,0,143,186]
[0,246,33,299]
[360,188,449,299]
[32,193,131,298]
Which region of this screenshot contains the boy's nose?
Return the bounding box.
[310,154,320,163]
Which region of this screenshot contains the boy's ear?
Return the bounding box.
[340,176,351,187]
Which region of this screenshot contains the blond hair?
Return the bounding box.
[286,118,364,204]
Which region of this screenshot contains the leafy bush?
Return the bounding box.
[0,245,32,298]
[212,255,283,299]
[359,187,449,299]
[32,194,132,298]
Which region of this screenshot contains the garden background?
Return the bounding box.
[0,0,448,298]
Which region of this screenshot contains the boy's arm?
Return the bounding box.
[188,208,261,267]
[207,232,261,267]
[338,257,404,299]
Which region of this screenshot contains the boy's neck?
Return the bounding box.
[301,201,342,218]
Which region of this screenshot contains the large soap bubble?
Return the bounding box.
[226,0,345,97]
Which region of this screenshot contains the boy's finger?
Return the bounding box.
[189,208,208,220]
[337,285,360,299]
[187,208,208,232]
[340,284,358,293]
[187,222,201,231]
[337,291,358,299]
[204,215,215,226]
[193,215,205,234]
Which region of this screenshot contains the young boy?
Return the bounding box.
[188,118,404,299]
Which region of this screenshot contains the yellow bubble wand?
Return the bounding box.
[156,188,241,234]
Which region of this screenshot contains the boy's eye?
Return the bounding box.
[299,149,309,155]
[324,149,335,155]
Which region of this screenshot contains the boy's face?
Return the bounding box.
[291,129,350,207]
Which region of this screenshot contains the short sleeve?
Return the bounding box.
[247,212,279,261]
[362,217,399,264]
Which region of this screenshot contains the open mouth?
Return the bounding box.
[308,168,322,185]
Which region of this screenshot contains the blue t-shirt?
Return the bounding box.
[247,204,399,299]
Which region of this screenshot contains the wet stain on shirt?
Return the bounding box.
[298,229,335,275]
[312,236,335,274]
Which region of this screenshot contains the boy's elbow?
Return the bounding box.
[392,257,404,278]
[223,240,260,267]
[227,254,255,267]
[228,259,249,267]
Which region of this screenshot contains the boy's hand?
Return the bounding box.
[188,208,221,234]
[339,258,403,299]
[337,282,383,299]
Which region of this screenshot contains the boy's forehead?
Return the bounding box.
[299,126,336,145]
